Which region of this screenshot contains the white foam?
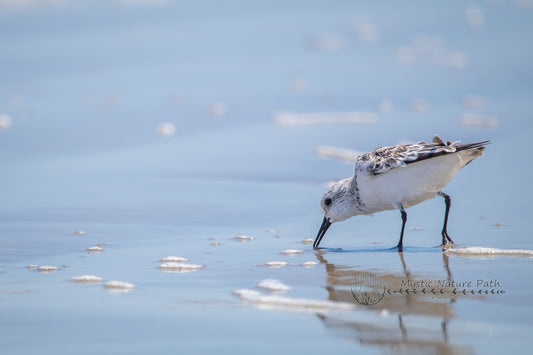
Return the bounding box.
[37,266,58,273]
[459,114,498,128]
[466,6,485,29]
[70,275,103,284]
[274,112,377,128]
[234,235,254,242]
[0,114,12,129]
[316,146,362,164]
[104,281,135,293]
[257,279,291,292]
[281,249,303,256]
[446,247,533,258]
[301,238,314,245]
[410,98,428,113]
[160,256,188,263]
[300,261,319,268]
[156,122,175,136]
[158,262,205,273]
[87,246,103,253]
[27,265,38,270]
[354,19,380,43]
[263,261,287,268]
[209,102,227,117]
[233,289,356,312]
[73,230,85,236]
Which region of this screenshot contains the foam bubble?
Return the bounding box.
[233,289,356,312]
[160,256,188,263]
[27,265,38,270]
[466,6,485,29]
[158,262,205,273]
[316,146,362,164]
[354,20,380,43]
[264,261,287,268]
[209,102,227,117]
[0,114,12,129]
[257,279,291,292]
[446,247,533,258]
[300,261,319,268]
[37,266,58,273]
[447,51,467,70]
[87,246,103,253]
[281,249,303,256]
[301,239,314,245]
[410,99,428,113]
[234,235,254,242]
[459,114,499,128]
[156,122,175,136]
[275,112,377,128]
[70,275,103,284]
[104,281,135,293]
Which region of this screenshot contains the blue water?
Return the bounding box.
[1,1,533,354]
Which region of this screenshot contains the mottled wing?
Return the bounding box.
[356,143,432,175]
[355,135,485,175]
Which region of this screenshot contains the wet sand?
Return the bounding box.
[1,1,533,354]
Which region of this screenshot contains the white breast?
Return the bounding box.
[356,152,469,213]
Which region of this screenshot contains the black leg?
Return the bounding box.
[438,191,454,246]
[396,204,407,252]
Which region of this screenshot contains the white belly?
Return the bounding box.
[357,153,466,213]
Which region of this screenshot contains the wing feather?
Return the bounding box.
[356,135,490,175]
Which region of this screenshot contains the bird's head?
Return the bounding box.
[314,178,355,249]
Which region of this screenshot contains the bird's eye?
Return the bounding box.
[324,198,332,206]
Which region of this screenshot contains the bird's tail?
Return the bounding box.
[456,140,491,152]
[457,141,490,165]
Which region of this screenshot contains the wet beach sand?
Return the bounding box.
[1,2,533,354]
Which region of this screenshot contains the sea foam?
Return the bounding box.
[233,289,355,312]
[446,247,533,258]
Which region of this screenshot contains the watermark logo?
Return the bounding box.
[351,275,506,306]
[351,272,386,306]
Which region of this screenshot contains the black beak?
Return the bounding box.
[313,217,332,249]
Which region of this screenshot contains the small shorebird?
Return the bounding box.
[314,135,489,251]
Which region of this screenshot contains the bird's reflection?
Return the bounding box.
[314,249,473,355]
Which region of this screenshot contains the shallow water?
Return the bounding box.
[1,1,533,354]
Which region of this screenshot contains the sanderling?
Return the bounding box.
[314,135,489,251]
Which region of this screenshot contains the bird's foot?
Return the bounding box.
[441,232,454,249]
[440,240,454,250]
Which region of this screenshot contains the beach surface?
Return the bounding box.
[1,1,533,354]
